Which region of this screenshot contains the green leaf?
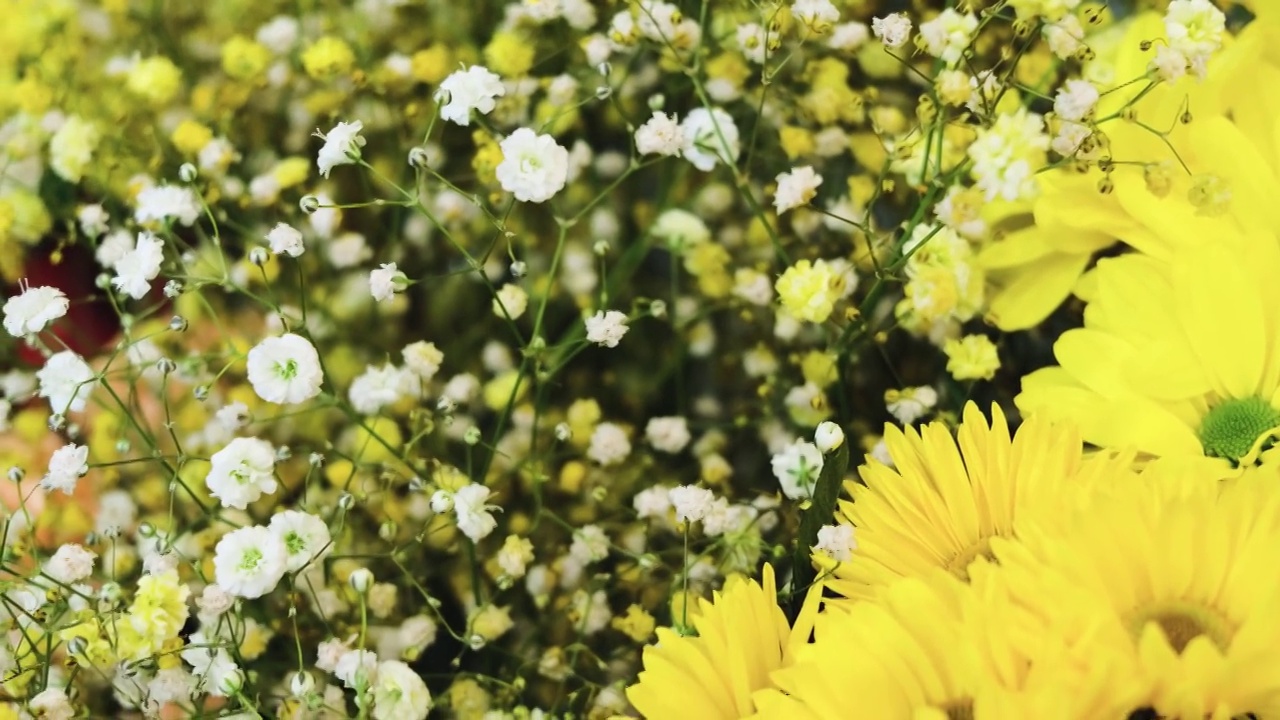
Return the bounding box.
[788,441,849,619]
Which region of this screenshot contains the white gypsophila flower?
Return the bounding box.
[181,630,241,694]
[1053,79,1099,122]
[871,12,912,48]
[917,9,977,65]
[213,525,288,598]
[316,638,350,674]
[633,485,672,521]
[571,588,611,635]
[246,333,324,405]
[196,584,235,620]
[680,108,741,172]
[667,485,715,523]
[1044,14,1085,59]
[736,23,769,64]
[256,16,299,54]
[828,21,870,52]
[793,0,839,32]
[334,649,379,689]
[436,65,505,126]
[349,364,412,415]
[77,204,109,238]
[377,614,438,661]
[111,232,164,299]
[645,416,691,454]
[214,401,251,432]
[1150,44,1188,83]
[492,283,529,320]
[371,660,432,720]
[147,666,195,706]
[3,285,69,337]
[266,222,305,257]
[1164,0,1225,77]
[206,437,279,510]
[369,262,406,302]
[496,128,570,203]
[269,509,332,573]
[402,340,444,380]
[42,443,89,494]
[569,524,609,564]
[95,489,137,536]
[634,111,684,157]
[584,310,629,348]
[773,165,823,214]
[29,688,73,720]
[587,422,631,466]
[37,350,95,413]
[316,120,366,178]
[887,386,938,425]
[452,483,498,542]
[44,543,96,584]
[135,184,200,226]
[770,439,824,500]
[652,208,710,250]
[702,498,757,537]
[813,523,856,562]
[95,229,134,269]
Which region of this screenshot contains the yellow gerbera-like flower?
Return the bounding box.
[626,564,821,720]
[980,12,1277,330]
[993,473,1280,719]
[755,567,1142,720]
[827,402,1133,603]
[1018,241,1280,475]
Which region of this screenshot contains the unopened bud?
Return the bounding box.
[815,421,845,453]
[348,568,374,594]
[178,163,198,183]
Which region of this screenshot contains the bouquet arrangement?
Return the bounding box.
[1,0,1275,718]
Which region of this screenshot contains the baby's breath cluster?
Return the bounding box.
[0,0,1267,718]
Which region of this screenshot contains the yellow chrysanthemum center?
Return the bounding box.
[1198,396,1280,463]
[1129,599,1234,654]
[945,536,995,580]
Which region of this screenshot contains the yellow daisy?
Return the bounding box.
[992,473,1280,719]
[625,564,822,720]
[753,567,1143,720]
[1017,240,1280,475]
[980,11,1278,330]
[826,402,1133,603]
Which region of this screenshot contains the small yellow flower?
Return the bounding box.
[944,334,1001,381]
[221,34,271,81]
[302,36,356,80]
[411,45,453,85]
[483,31,534,78]
[170,119,213,156]
[126,56,182,105]
[775,258,839,323]
[612,605,657,643]
[779,126,815,160]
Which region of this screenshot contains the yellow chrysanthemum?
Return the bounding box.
[827,402,1133,603]
[993,473,1280,718]
[980,12,1278,330]
[626,564,821,720]
[755,567,1140,720]
[1018,240,1280,475]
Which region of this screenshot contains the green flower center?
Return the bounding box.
[238,548,263,571]
[284,531,306,555]
[1198,396,1280,463]
[274,359,298,380]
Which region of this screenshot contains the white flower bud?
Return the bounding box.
[290,670,315,698]
[815,421,845,453]
[348,568,374,594]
